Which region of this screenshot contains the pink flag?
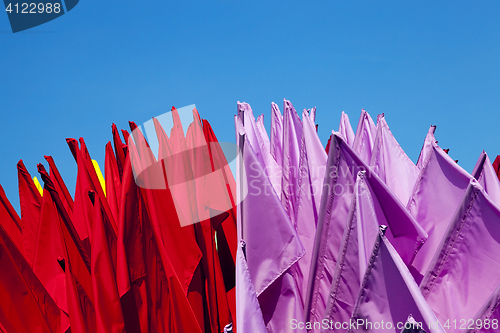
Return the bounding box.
[420,180,500,332]
[237,126,306,332]
[348,227,444,333]
[322,171,380,332]
[407,130,472,280]
[472,151,500,206]
[352,109,376,164]
[370,114,419,206]
[236,241,267,333]
[271,102,284,169]
[338,111,355,147]
[304,133,426,326]
[416,125,436,170]
[294,110,327,303]
[463,284,500,333]
[282,99,303,225]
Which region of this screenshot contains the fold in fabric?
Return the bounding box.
[237,121,306,332]
[420,180,500,333]
[370,114,419,206]
[352,109,376,164]
[348,227,444,333]
[305,133,427,327]
[338,111,355,147]
[407,131,472,279]
[471,151,500,206]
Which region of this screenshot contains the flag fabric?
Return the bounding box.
[370,114,419,206]
[352,109,376,164]
[471,151,500,206]
[237,123,306,332]
[32,185,69,331]
[44,155,74,218]
[0,184,25,256]
[420,180,500,332]
[271,102,284,170]
[348,227,444,333]
[463,283,500,333]
[338,111,355,147]
[17,159,42,267]
[281,99,303,226]
[322,171,381,332]
[304,132,426,326]
[0,218,61,333]
[407,130,473,280]
[105,141,122,223]
[91,196,125,333]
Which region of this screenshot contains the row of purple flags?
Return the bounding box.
[235,100,500,333]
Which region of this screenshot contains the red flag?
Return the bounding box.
[38,164,96,333]
[32,185,70,332]
[0,184,24,256]
[44,155,74,217]
[67,138,93,252]
[186,111,233,332]
[202,118,238,323]
[17,160,42,267]
[0,219,61,333]
[112,123,127,180]
[105,141,122,223]
[493,155,500,181]
[91,196,125,333]
[117,156,203,332]
[134,119,202,292]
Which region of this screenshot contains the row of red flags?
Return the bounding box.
[0,107,237,332]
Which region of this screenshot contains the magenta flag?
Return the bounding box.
[238,102,282,196]
[472,151,500,206]
[282,99,303,226]
[237,125,306,332]
[416,125,436,170]
[338,111,355,147]
[463,284,500,333]
[348,227,444,333]
[294,109,327,305]
[322,171,380,332]
[271,102,284,170]
[352,109,376,164]
[305,133,427,326]
[370,114,419,206]
[235,242,267,333]
[407,130,472,280]
[420,180,500,332]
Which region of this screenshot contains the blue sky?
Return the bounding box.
[1,1,500,212]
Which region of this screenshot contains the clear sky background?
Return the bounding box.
[1,1,500,213]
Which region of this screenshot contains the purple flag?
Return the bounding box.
[348,227,444,333]
[463,284,500,333]
[370,114,419,206]
[294,110,327,305]
[236,242,267,333]
[237,124,306,332]
[472,151,500,206]
[238,102,282,196]
[416,126,436,171]
[322,171,380,332]
[304,133,427,326]
[407,130,472,280]
[282,99,303,226]
[338,111,355,147]
[420,180,500,333]
[352,109,376,164]
[271,102,284,170]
